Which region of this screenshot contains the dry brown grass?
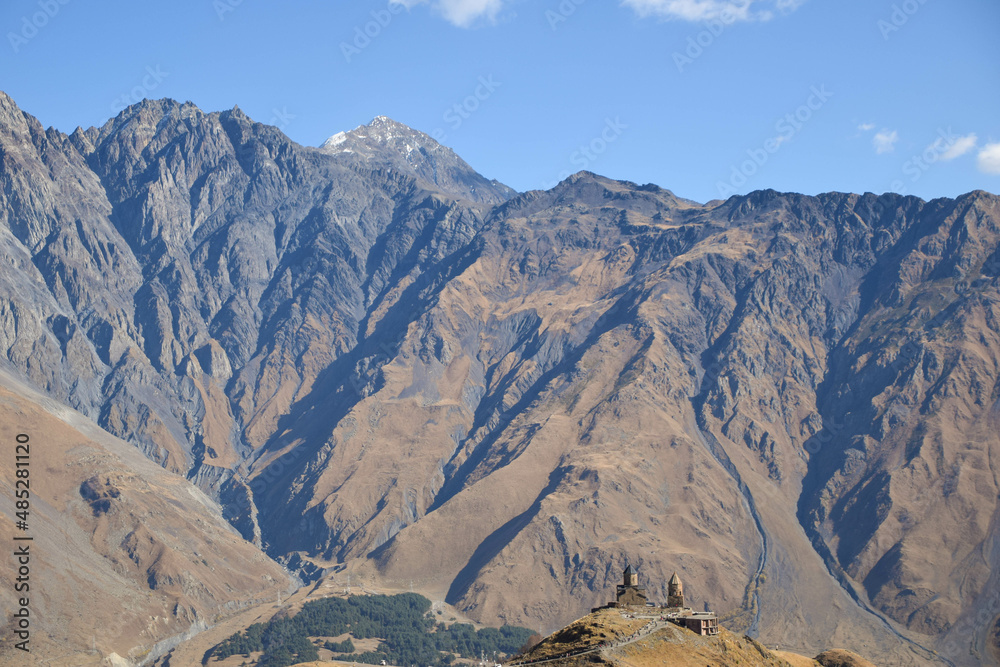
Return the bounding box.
[814,649,876,667]
[774,650,821,667]
[0,372,290,664]
[522,608,650,660]
[516,609,814,667]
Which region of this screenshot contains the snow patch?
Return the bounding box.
[321,131,348,149]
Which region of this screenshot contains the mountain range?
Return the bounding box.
[0,90,997,666]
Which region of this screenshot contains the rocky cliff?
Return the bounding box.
[0,90,997,666]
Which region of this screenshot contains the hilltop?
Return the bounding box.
[511,608,875,667]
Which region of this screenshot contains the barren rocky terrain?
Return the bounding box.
[1,90,998,665]
[0,370,290,664]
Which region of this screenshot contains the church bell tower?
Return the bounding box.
[667,572,685,608]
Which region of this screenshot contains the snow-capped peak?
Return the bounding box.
[320,116,422,153]
[316,115,513,204]
[322,131,348,149]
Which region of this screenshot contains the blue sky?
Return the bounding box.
[1,0,997,203]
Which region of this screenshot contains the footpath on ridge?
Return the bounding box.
[508,618,666,666]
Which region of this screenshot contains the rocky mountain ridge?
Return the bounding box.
[0,90,998,666]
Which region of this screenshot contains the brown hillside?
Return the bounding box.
[814,649,877,667]
[516,608,809,667]
[0,371,290,665]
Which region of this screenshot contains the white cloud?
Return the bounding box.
[936,133,977,161]
[858,122,875,132]
[873,129,898,154]
[978,143,1000,175]
[620,0,805,22]
[395,0,805,26]
[392,0,504,27]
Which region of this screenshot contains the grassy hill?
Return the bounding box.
[511,608,876,667]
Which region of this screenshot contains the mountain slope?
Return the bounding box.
[0,91,998,666]
[0,369,290,664]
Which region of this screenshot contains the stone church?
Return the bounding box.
[601,564,718,636]
[615,565,648,606]
[614,565,686,608]
[667,571,684,608]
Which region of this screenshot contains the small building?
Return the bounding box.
[677,613,719,636]
[615,565,648,607]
